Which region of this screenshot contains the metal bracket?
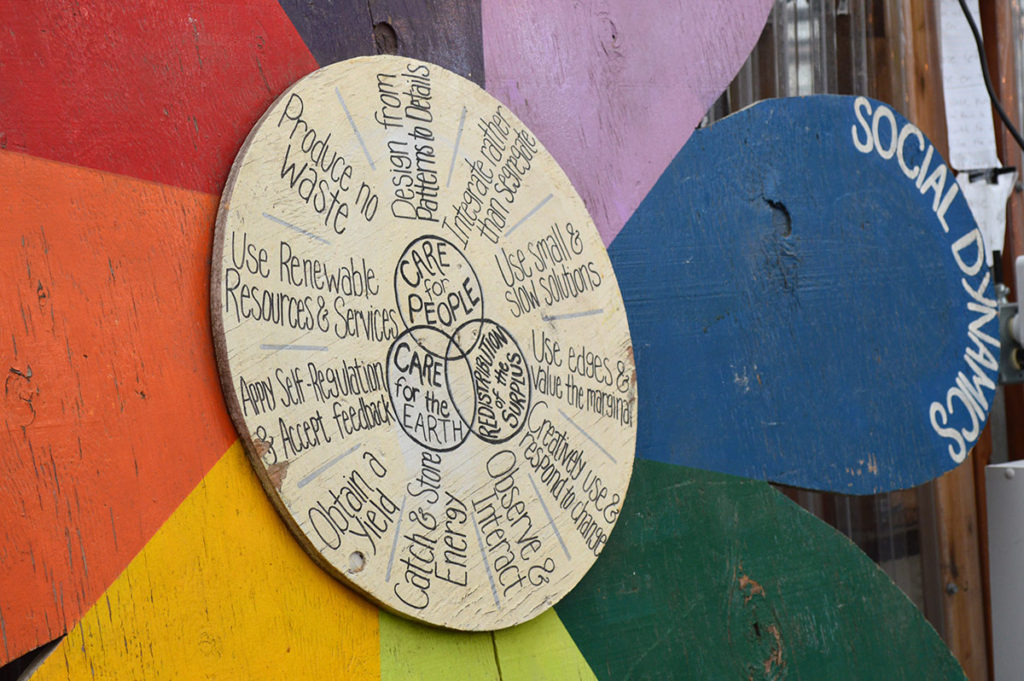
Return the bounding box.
[997,256,1024,384]
[967,165,1017,184]
[999,295,1024,384]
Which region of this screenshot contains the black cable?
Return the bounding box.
[957,0,1024,155]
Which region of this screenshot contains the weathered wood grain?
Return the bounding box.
[276,0,375,66]
[28,442,380,680]
[0,1,489,665]
[0,1,319,194]
[903,3,991,675]
[1,1,972,677]
[22,440,961,680]
[555,459,968,680]
[368,0,485,86]
[481,0,774,245]
[276,0,484,86]
[15,439,598,681]
[0,151,236,662]
[610,95,999,493]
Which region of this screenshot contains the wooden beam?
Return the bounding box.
[990,0,1024,463]
[979,0,1024,673]
[904,1,991,678]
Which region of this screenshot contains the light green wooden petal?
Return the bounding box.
[379,611,497,681]
[494,610,599,681]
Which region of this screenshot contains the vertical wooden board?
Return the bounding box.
[274,0,484,84]
[379,612,498,681]
[609,95,998,493]
[481,0,773,244]
[0,1,318,194]
[274,0,374,66]
[932,461,991,679]
[555,459,967,680]
[0,151,236,663]
[368,0,485,86]
[28,442,380,681]
[493,610,598,681]
[904,3,992,673]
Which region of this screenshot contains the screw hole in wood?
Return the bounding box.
[373,22,398,55]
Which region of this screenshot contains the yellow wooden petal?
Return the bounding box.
[25,439,600,680]
[29,441,380,680]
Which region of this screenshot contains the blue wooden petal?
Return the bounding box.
[610,95,997,493]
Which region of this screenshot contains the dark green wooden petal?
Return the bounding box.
[556,459,964,680]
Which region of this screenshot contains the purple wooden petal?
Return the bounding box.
[482,0,773,245]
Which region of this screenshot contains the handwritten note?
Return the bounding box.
[939,0,999,171]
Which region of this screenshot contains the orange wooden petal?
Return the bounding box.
[0,151,236,663]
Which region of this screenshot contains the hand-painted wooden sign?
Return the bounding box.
[0,0,772,662]
[3,1,975,678]
[211,55,636,629]
[613,95,999,494]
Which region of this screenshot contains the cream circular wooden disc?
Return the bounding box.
[211,55,637,630]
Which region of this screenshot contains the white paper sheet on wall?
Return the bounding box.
[957,170,1014,265]
[940,0,1009,264]
[939,0,1000,170]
